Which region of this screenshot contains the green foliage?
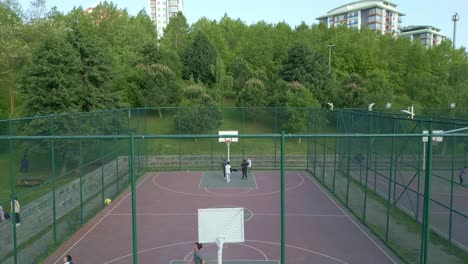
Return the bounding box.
[282,82,320,133]
[235,78,268,120]
[174,84,223,134]
[1,3,468,117]
[160,11,190,57]
[279,42,330,102]
[339,73,367,107]
[182,32,218,85]
[21,33,82,115]
[136,63,181,109]
[231,56,252,95]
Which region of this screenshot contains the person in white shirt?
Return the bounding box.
[225,162,231,183]
[247,157,252,173]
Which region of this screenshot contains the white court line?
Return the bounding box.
[52,172,157,264]
[152,172,305,197]
[183,243,269,261]
[204,187,254,195]
[173,261,279,264]
[252,172,258,189]
[311,176,398,264]
[253,213,346,217]
[246,240,349,264]
[106,213,346,217]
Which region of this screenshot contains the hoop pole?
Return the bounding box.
[226,142,231,162]
[216,237,225,264]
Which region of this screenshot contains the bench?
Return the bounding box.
[16,177,44,187]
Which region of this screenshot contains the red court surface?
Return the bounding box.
[44,171,401,264]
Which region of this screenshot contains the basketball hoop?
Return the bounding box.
[225,139,231,145]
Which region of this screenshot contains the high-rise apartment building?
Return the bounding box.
[400,26,446,48]
[316,0,405,35]
[148,0,184,37]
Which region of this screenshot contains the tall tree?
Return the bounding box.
[160,11,190,56]
[137,63,181,117]
[339,73,367,107]
[279,42,329,102]
[174,84,223,134]
[230,56,252,96]
[182,32,218,85]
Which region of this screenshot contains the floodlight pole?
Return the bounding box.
[327,44,335,74]
[452,12,459,49]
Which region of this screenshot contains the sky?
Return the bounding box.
[16,0,468,49]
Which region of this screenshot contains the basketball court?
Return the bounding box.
[42,169,400,264]
[41,131,400,264]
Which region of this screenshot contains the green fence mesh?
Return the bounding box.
[0,107,467,264]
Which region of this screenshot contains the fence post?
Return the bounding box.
[363,116,372,223]
[448,127,456,242]
[385,117,397,242]
[333,112,339,193]
[79,137,84,224]
[101,112,105,207]
[280,131,286,264]
[274,107,278,169]
[51,115,57,243]
[420,130,433,264]
[8,118,18,264]
[130,132,138,264]
[145,108,148,169]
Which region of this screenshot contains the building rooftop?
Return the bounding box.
[401,25,441,33]
[316,0,405,20]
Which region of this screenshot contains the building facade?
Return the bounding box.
[400,26,446,48]
[316,0,405,35]
[148,0,184,37]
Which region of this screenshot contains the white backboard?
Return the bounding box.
[422,130,443,142]
[219,131,239,143]
[198,207,245,243]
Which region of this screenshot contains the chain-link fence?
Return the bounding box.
[0,107,467,264]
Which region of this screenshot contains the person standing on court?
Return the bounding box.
[10,197,20,226]
[192,242,205,264]
[221,159,227,179]
[63,255,73,264]
[225,162,232,183]
[241,159,248,180]
[20,156,29,173]
[0,205,5,222]
[459,165,468,185]
[247,157,252,173]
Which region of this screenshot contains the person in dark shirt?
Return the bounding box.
[241,160,248,180]
[192,242,205,264]
[459,165,468,185]
[20,156,29,173]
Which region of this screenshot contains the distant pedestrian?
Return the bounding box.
[247,157,252,172]
[20,156,28,173]
[221,159,227,179]
[225,162,231,183]
[459,165,468,185]
[10,197,20,226]
[0,205,5,222]
[241,160,248,180]
[63,255,73,264]
[192,242,205,264]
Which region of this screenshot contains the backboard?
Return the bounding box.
[198,207,245,243]
[218,131,239,143]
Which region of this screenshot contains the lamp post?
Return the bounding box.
[452,12,459,48]
[327,44,335,74]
